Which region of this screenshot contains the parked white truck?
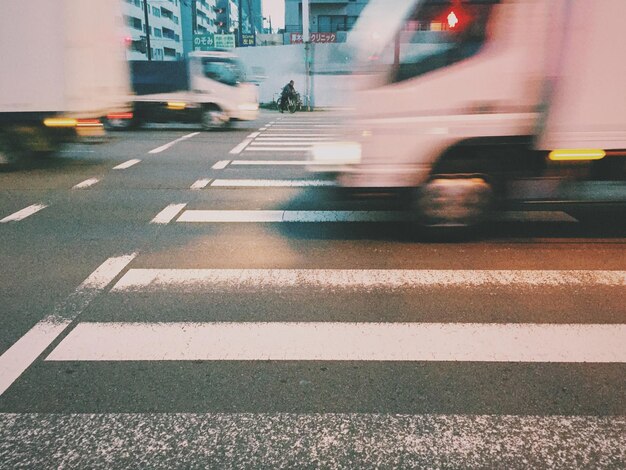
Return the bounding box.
[0,0,131,163]
[126,51,259,130]
[311,0,626,230]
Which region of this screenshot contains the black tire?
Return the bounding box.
[412,175,493,237]
[201,106,229,131]
[288,98,297,113]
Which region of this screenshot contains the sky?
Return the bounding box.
[262,0,285,30]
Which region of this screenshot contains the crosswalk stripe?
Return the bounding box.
[176,210,404,223]
[248,142,318,146]
[244,147,311,152]
[258,134,340,137]
[0,204,47,223]
[255,138,335,141]
[2,413,622,468]
[264,128,331,132]
[45,322,626,362]
[111,268,626,292]
[210,179,336,187]
[211,160,231,169]
[0,254,137,396]
[231,160,328,165]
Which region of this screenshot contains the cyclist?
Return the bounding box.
[279,80,297,112]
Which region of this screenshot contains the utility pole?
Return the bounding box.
[302,0,311,110]
[142,0,152,60]
[237,0,243,46]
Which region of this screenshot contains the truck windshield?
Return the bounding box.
[201,58,245,87]
[389,0,499,83]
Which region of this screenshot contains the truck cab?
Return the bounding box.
[130,50,259,129]
[310,0,626,229]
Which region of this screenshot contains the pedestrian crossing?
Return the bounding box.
[1,112,624,467]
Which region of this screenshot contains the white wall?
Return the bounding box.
[236,43,358,108]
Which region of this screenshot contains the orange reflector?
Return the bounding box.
[107,112,133,120]
[167,101,186,110]
[76,119,103,128]
[549,149,606,161]
[43,118,78,128]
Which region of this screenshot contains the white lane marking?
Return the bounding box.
[212,160,231,169]
[229,139,253,155]
[259,127,267,131]
[72,178,100,189]
[190,179,212,190]
[210,179,336,188]
[45,322,626,362]
[243,147,312,152]
[498,211,579,223]
[148,132,200,154]
[247,132,261,138]
[272,124,337,127]
[151,203,187,224]
[111,268,626,292]
[112,159,141,170]
[177,210,404,223]
[230,160,342,166]
[0,204,47,223]
[0,253,137,396]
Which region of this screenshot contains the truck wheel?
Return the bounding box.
[413,175,493,233]
[201,106,229,130]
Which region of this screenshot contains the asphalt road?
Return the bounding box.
[0,111,625,468]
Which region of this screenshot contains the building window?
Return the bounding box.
[125,15,143,30]
[154,28,162,37]
[152,6,161,17]
[163,47,177,57]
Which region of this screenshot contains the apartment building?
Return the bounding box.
[122,0,184,60]
[284,0,368,41]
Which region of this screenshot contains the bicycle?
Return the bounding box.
[277,92,302,114]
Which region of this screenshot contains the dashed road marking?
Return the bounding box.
[72,178,100,189]
[190,179,212,190]
[0,204,47,223]
[151,203,188,224]
[229,139,253,154]
[112,159,141,170]
[212,160,231,169]
[148,132,200,154]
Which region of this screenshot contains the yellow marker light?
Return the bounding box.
[549,149,606,161]
[43,118,78,128]
[167,102,187,110]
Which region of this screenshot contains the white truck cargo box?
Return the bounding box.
[0,0,130,118]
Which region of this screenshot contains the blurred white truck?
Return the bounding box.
[127,50,259,130]
[0,0,131,163]
[311,0,626,230]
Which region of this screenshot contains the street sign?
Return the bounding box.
[214,34,236,49]
[290,32,337,44]
[193,33,214,51]
[240,33,256,47]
